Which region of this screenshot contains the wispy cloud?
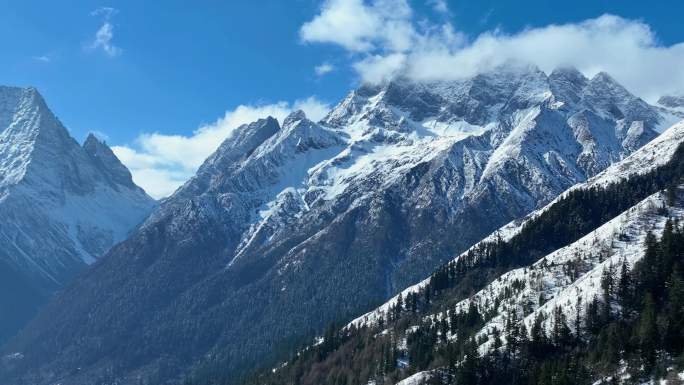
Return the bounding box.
[479,8,494,25]
[427,0,449,14]
[315,62,335,76]
[88,7,122,57]
[90,6,118,18]
[301,1,684,101]
[113,97,330,198]
[32,55,51,63]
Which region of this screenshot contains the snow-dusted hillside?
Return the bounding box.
[458,186,682,352]
[0,86,155,342]
[348,120,684,331]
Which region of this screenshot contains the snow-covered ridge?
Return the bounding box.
[658,95,684,112]
[452,186,684,354]
[347,119,684,330]
[0,87,46,193]
[487,118,684,242]
[0,85,155,283]
[235,66,666,282]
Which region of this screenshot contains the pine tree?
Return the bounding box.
[667,184,677,206]
[664,267,684,353]
[601,265,614,323]
[551,307,572,349]
[637,292,659,372]
[574,297,582,340]
[491,327,502,355]
[530,312,547,358]
[506,311,521,361]
[395,294,403,321]
[617,259,632,312]
[585,296,601,334]
[456,338,480,385]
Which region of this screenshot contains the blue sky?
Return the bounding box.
[1,0,683,197]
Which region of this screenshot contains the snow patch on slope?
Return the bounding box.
[463,187,684,353]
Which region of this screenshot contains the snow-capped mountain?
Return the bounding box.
[252,119,684,385]
[0,66,671,385]
[349,120,684,330]
[658,95,684,110]
[0,86,155,342]
[658,94,684,119]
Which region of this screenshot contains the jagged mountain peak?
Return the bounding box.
[323,66,662,134]
[82,132,104,147]
[658,94,684,109]
[549,66,586,80]
[283,109,308,127]
[0,86,78,193]
[175,116,282,198]
[0,84,155,260]
[269,110,341,150]
[581,71,659,125]
[585,71,634,101]
[82,133,142,192]
[548,66,588,106]
[590,70,616,82]
[655,95,684,129]
[0,87,150,200]
[210,116,281,163]
[0,85,62,134]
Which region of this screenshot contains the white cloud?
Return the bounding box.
[113,98,330,199]
[301,3,684,102]
[353,53,406,84]
[300,0,414,52]
[90,22,122,57]
[428,0,449,14]
[315,62,335,76]
[89,7,122,57]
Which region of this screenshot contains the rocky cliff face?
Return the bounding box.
[0,86,155,343]
[0,66,669,384]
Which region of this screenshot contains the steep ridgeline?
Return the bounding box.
[241,120,684,385]
[0,66,670,385]
[0,86,155,343]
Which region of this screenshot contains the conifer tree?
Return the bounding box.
[664,267,684,353]
[617,259,632,312]
[637,293,659,372]
[457,338,480,385]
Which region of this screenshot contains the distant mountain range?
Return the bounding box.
[0,86,155,343]
[0,65,681,385]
